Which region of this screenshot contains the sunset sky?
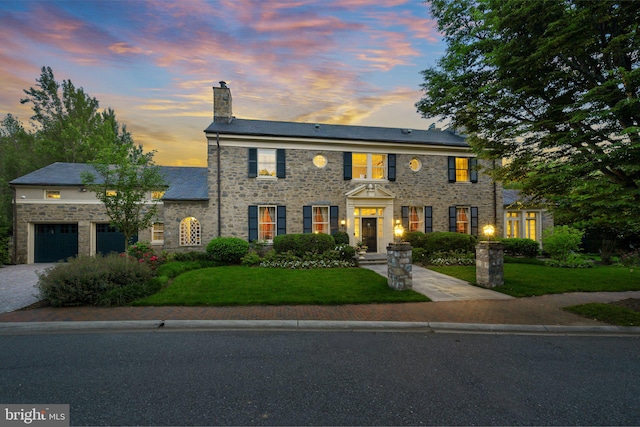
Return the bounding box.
[0,0,446,166]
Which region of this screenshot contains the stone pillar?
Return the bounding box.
[387,243,412,290]
[476,241,504,288]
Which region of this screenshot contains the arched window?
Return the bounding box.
[180,217,201,246]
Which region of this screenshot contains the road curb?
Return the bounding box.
[1,320,640,335]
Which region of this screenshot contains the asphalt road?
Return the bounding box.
[1,330,639,426]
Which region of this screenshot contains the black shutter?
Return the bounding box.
[248,205,258,241]
[424,206,433,233]
[343,152,352,180]
[276,149,286,178]
[277,206,286,236]
[471,207,479,236]
[388,154,396,181]
[248,149,257,178]
[401,206,409,230]
[470,158,478,183]
[449,206,457,232]
[330,206,339,234]
[303,206,312,233]
[448,157,456,183]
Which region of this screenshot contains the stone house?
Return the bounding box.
[10,82,504,263]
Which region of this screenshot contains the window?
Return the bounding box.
[448,157,477,183]
[258,206,276,241]
[258,149,276,177]
[525,212,537,240]
[249,148,285,178]
[152,222,164,243]
[409,158,422,172]
[180,217,201,246]
[152,191,165,200]
[506,212,520,238]
[455,158,469,182]
[408,206,424,232]
[312,206,329,234]
[352,153,387,180]
[313,154,327,168]
[45,190,60,199]
[456,207,470,234]
[106,190,117,197]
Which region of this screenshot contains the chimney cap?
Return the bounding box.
[219,81,228,88]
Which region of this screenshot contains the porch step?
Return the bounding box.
[357,254,387,265]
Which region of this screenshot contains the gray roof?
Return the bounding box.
[503,189,542,207]
[205,118,469,147]
[10,162,208,201]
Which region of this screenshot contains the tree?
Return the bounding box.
[417,1,640,237]
[20,66,131,164]
[82,143,166,252]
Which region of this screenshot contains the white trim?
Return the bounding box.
[208,133,472,156]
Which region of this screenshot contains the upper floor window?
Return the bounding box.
[353,153,387,180]
[152,191,165,200]
[248,148,285,178]
[448,157,478,183]
[258,149,277,177]
[106,190,117,197]
[45,190,60,199]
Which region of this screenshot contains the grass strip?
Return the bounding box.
[563,303,640,326]
[134,266,429,306]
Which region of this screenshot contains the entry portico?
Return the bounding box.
[346,184,396,253]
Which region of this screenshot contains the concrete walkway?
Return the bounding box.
[361,263,513,301]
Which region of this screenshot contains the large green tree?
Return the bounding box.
[1,66,132,253]
[20,66,132,164]
[417,0,640,236]
[81,143,166,252]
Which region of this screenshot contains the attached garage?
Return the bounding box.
[34,224,79,263]
[96,224,137,255]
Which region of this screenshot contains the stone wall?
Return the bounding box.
[208,144,503,241]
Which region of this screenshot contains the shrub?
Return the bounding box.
[423,232,477,254]
[542,226,584,261]
[332,231,350,245]
[619,249,640,269]
[404,231,430,250]
[428,250,475,266]
[241,251,262,267]
[333,243,356,261]
[206,237,250,264]
[37,254,155,307]
[127,241,164,269]
[412,247,428,265]
[499,238,540,258]
[0,235,9,265]
[273,233,335,257]
[544,252,593,268]
[172,251,211,262]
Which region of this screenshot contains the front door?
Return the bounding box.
[362,218,377,253]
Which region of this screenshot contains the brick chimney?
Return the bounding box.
[213,81,232,122]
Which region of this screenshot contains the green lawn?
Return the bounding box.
[134,266,429,306]
[428,264,640,297]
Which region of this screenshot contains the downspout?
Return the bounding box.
[216,132,222,238]
[11,185,17,264]
[492,159,498,231]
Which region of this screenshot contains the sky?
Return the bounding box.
[0,0,446,166]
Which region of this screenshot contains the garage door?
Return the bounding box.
[34,224,78,263]
[96,224,137,255]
